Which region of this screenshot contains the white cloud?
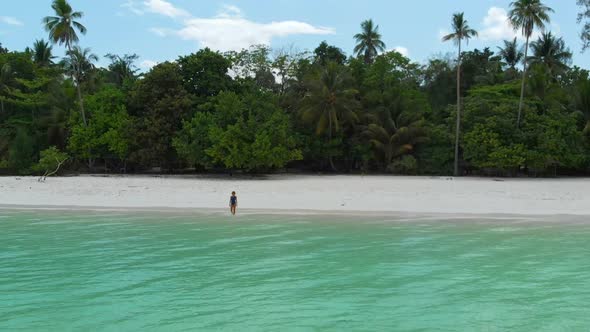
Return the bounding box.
[548,23,562,37]
[143,3,334,52]
[478,7,550,42]
[479,7,517,41]
[0,16,23,26]
[393,46,409,57]
[121,0,144,15]
[176,18,333,51]
[149,27,171,37]
[140,60,159,70]
[143,0,189,18]
[439,7,557,45]
[217,4,242,18]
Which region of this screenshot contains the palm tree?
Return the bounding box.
[300,62,359,170]
[32,39,56,67]
[61,46,97,168]
[61,47,98,119]
[365,98,427,168]
[43,0,88,124]
[442,12,478,176]
[354,19,386,64]
[61,46,98,88]
[105,53,139,87]
[528,32,572,77]
[498,38,524,71]
[508,0,553,127]
[43,0,86,49]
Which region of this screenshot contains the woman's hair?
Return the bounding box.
[232,191,236,195]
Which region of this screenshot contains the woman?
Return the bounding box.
[229,191,238,215]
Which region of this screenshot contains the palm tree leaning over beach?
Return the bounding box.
[442,12,478,177]
[508,0,554,127]
[43,0,88,125]
[354,19,386,64]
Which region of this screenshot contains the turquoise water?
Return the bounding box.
[1,211,590,331]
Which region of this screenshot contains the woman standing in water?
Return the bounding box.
[229,191,238,215]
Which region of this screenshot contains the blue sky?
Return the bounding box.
[1,0,587,70]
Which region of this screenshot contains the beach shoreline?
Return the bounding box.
[1,174,589,216]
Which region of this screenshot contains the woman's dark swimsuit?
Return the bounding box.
[230,196,237,206]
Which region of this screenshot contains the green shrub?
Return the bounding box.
[388,155,418,174]
[33,146,69,178]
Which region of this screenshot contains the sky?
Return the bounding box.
[0,0,587,70]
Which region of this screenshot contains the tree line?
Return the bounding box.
[1,0,590,176]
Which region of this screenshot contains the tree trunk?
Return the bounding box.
[76,82,87,126]
[68,44,87,126]
[0,99,4,114]
[386,145,392,168]
[517,35,530,128]
[68,44,91,168]
[454,41,462,177]
[328,112,337,171]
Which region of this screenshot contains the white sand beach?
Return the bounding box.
[0,175,589,216]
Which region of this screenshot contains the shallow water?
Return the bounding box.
[1,211,590,331]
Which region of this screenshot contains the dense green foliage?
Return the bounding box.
[174,89,302,171]
[68,86,130,168]
[1,0,589,176]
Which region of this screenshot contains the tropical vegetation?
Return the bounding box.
[0,0,589,177]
